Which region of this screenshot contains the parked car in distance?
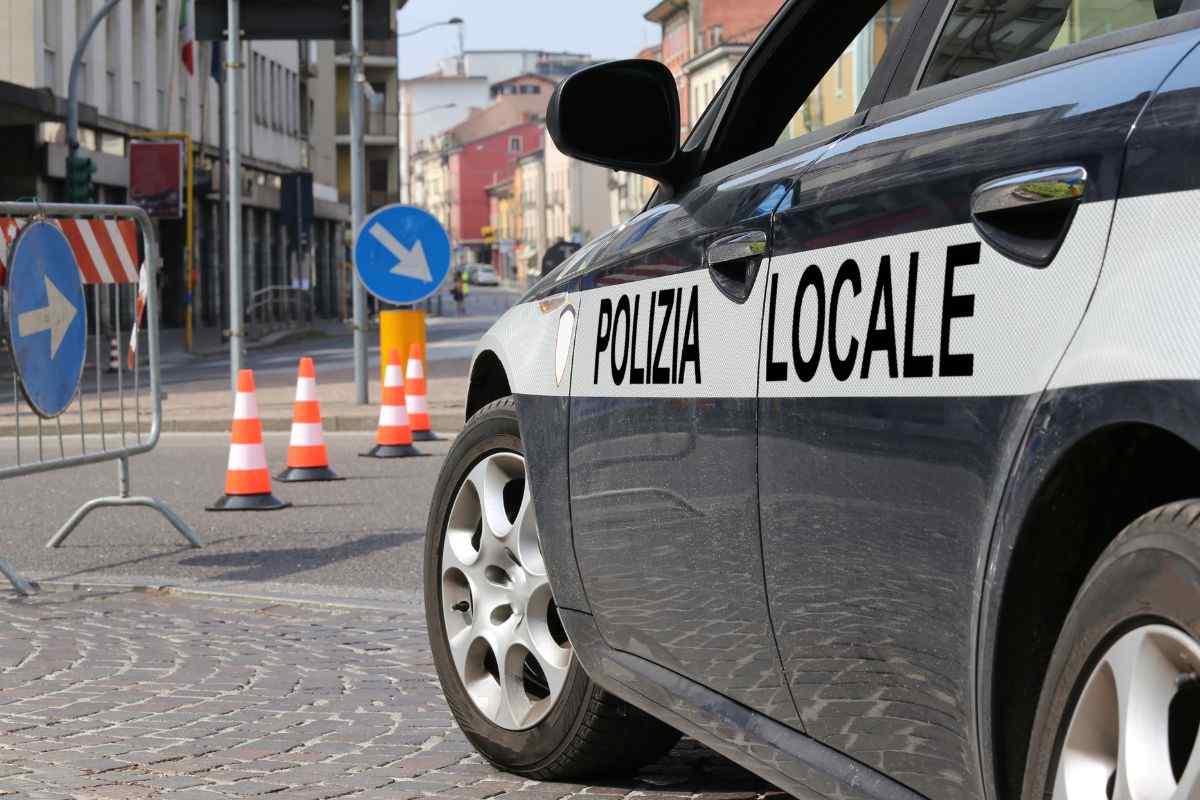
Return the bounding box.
[465,264,500,286]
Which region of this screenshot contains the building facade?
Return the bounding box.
[0,0,350,336]
[448,120,543,266]
[544,127,609,248]
[514,149,546,281]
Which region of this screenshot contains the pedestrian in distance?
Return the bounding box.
[451,272,465,316]
[460,269,471,316]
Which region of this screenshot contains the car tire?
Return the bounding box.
[424,396,681,779]
[1022,500,1200,799]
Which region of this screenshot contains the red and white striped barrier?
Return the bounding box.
[0,216,139,286]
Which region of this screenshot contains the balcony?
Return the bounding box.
[336,110,398,143]
[368,190,397,211]
[334,39,397,65]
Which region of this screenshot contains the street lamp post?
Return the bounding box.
[350,0,369,404]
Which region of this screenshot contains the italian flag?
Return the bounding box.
[179,0,195,76]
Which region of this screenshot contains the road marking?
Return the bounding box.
[18,274,78,358]
[368,223,432,282]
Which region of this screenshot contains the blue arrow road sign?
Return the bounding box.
[7,221,87,418]
[353,204,452,305]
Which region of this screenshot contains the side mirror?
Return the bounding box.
[547,59,681,186]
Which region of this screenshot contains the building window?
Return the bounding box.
[508,136,521,153]
[369,159,389,192]
[75,1,92,101]
[43,0,60,89]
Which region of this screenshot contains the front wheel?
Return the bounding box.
[424,397,680,779]
[1023,501,1200,799]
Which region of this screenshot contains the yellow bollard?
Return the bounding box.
[379,310,426,386]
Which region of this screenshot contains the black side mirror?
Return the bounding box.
[548,59,681,186]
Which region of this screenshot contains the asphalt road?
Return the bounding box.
[0,432,451,604]
[0,286,521,404]
[157,286,521,388]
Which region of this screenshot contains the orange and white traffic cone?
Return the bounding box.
[405,342,439,441]
[208,369,291,511]
[277,357,342,482]
[107,337,119,372]
[362,349,421,458]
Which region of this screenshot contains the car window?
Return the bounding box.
[920,0,1184,88]
[778,2,918,142]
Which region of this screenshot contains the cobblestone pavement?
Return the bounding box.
[0,587,783,800]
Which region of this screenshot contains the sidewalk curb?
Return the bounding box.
[0,413,464,436]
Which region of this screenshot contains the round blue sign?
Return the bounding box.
[353,204,452,305]
[7,221,87,418]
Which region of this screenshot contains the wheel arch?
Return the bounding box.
[466,349,511,422]
[982,383,1200,800]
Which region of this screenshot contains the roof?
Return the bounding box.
[682,41,751,73]
[485,175,515,195]
[464,49,589,58]
[644,0,688,24]
[635,44,662,61]
[491,73,558,90]
[403,71,487,83]
[447,94,548,145]
[518,148,545,165]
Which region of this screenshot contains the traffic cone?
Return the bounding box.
[405,342,439,441]
[277,357,342,482]
[208,369,291,511]
[362,349,421,458]
[107,337,119,372]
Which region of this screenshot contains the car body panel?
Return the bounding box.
[564,146,804,726]
[755,29,1200,799]
[463,11,1200,800]
[976,41,1200,795]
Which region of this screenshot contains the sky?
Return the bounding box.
[394,0,661,79]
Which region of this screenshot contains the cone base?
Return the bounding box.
[361,443,423,459]
[206,493,292,511]
[411,430,440,442]
[276,465,343,482]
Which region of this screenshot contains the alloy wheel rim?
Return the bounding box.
[441,451,571,731]
[1054,624,1200,800]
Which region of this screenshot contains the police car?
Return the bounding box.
[423,1,1200,798]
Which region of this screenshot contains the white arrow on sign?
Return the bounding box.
[18,274,78,359]
[369,223,433,283]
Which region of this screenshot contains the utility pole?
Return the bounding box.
[217,40,228,339]
[351,0,369,404]
[67,0,121,195]
[226,0,244,389]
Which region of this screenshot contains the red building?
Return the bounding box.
[448,120,543,261]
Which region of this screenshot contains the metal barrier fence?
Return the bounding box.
[246,284,315,340]
[0,201,199,596]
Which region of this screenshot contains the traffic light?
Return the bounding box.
[66,153,97,203]
[481,225,496,245]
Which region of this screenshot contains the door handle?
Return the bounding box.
[970,166,1087,268]
[706,230,767,303]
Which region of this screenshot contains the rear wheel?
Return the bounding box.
[1022,500,1200,799]
[425,397,680,778]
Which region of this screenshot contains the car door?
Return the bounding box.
[565,1,929,729]
[565,153,799,725]
[756,3,1200,798]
